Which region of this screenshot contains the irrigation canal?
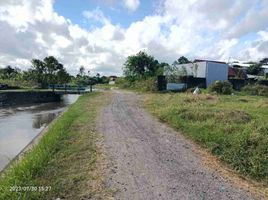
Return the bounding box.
[0,94,79,171]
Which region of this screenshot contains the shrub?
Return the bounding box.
[208,80,233,95]
[134,77,157,92]
[116,77,157,92]
[242,84,268,97]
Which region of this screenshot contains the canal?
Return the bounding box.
[0,94,79,171]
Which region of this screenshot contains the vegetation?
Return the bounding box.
[144,92,268,183]
[95,83,115,90]
[0,57,109,89]
[118,51,168,91]
[260,58,268,65]
[242,85,268,97]
[124,51,164,78]
[29,56,71,88]
[0,92,110,199]
[117,76,157,92]
[173,56,191,65]
[247,63,262,75]
[208,80,233,95]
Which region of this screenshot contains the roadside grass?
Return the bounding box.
[143,93,268,184]
[0,92,110,199]
[95,84,115,90]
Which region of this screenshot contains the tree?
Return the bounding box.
[173,56,191,65]
[95,73,101,83]
[31,59,46,86]
[247,63,262,75]
[155,62,169,76]
[30,56,69,88]
[43,56,64,85]
[0,65,20,79]
[57,68,71,84]
[100,76,109,84]
[123,51,160,78]
[78,66,85,77]
[260,58,268,65]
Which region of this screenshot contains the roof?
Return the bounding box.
[231,63,268,69]
[194,59,226,64]
[231,63,251,68]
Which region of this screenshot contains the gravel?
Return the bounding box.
[97,90,258,200]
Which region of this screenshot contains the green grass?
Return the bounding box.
[0,78,35,89]
[0,92,109,199]
[144,93,268,183]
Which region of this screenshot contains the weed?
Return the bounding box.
[144,93,268,183]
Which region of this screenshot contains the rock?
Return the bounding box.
[193,87,201,95]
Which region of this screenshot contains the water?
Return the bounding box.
[0,94,79,171]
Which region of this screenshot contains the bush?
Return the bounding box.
[115,77,132,88]
[116,77,157,92]
[242,84,268,96]
[208,80,233,95]
[132,77,157,92]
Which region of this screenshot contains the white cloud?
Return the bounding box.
[0,0,267,75]
[83,7,110,25]
[123,0,140,12]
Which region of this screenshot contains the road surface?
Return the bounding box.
[97,90,257,200]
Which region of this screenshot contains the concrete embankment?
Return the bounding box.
[0,91,61,107]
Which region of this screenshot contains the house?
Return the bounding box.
[164,59,229,89]
[230,61,268,76]
[109,76,117,85]
[228,67,247,79]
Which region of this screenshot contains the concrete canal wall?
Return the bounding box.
[0,91,61,107]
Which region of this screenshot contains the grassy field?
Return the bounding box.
[0,92,110,199]
[143,92,268,184]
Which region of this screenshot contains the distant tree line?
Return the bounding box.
[0,56,109,89]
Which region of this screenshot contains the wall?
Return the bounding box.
[165,62,207,78]
[206,62,228,87]
[0,91,61,107]
[195,62,207,78]
[166,83,186,91]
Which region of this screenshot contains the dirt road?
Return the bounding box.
[97,90,257,200]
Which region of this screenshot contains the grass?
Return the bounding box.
[0,78,35,89]
[143,92,268,184]
[0,92,110,199]
[95,84,115,90]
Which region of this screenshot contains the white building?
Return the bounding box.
[164,60,229,88]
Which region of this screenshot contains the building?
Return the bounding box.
[164,59,229,88]
[109,76,118,85]
[230,62,268,76]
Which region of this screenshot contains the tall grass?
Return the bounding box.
[117,77,157,92]
[0,92,103,199]
[144,93,268,183]
[242,85,268,97]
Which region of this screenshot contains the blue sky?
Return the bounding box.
[54,0,155,29]
[0,0,268,75]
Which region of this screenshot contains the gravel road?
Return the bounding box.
[97,90,257,200]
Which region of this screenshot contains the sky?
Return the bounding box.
[0,0,268,76]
